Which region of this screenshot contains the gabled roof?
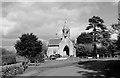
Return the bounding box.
[48,38,61,46]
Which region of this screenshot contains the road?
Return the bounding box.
[37,65,97,76]
[18,58,119,76]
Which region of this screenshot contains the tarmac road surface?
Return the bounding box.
[37,65,97,76]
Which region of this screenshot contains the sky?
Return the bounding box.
[0,0,119,51]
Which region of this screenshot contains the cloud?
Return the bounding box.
[2,2,117,51]
[1,17,18,35]
[2,2,98,39]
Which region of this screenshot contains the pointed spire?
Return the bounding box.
[62,18,70,38]
[63,18,69,29]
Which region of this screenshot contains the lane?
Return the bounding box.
[17,58,119,76]
[37,66,97,76]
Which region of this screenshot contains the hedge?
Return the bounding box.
[1,62,28,78]
[2,54,16,66]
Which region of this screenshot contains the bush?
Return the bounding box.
[2,55,16,66]
[76,44,86,57]
[1,62,28,77]
[0,48,16,66]
[29,53,44,63]
[75,44,93,57]
[97,47,108,57]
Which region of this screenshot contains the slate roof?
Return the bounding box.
[48,38,61,45]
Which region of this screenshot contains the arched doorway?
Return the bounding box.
[63,45,69,56]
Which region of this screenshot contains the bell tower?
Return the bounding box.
[62,19,70,38]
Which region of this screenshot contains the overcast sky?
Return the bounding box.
[1,0,119,51]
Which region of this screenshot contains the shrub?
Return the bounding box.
[1,62,28,77]
[0,48,16,66]
[28,53,44,63]
[34,53,44,63]
[97,47,108,57]
[75,44,93,57]
[76,44,86,57]
[2,54,16,66]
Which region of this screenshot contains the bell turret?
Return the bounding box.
[62,19,70,38]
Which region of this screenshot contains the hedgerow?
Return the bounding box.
[1,62,28,78]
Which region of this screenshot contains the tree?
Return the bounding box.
[86,16,108,58]
[42,41,48,58]
[110,24,120,34]
[77,32,93,44]
[75,44,87,57]
[15,33,43,62]
[110,18,120,51]
[117,34,120,50]
[100,31,111,47]
[75,44,93,57]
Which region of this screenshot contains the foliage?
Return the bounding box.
[75,44,93,57]
[110,19,120,52]
[77,32,93,44]
[110,24,120,34]
[108,40,117,57]
[117,34,120,50]
[15,33,43,63]
[75,44,86,57]
[2,55,16,66]
[1,62,28,77]
[30,53,44,63]
[0,48,16,66]
[97,47,108,56]
[42,42,48,58]
[86,16,106,31]
[86,16,108,58]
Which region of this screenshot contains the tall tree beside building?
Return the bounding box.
[86,16,108,58]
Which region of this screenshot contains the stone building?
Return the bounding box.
[47,21,76,57]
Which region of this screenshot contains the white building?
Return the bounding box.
[47,22,76,57]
